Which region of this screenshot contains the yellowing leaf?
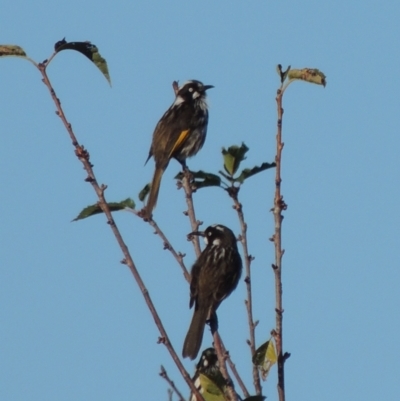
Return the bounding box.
[253,339,277,381]
[287,68,326,87]
[0,45,27,58]
[198,373,226,401]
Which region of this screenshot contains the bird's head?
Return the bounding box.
[196,347,219,372]
[174,80,214,105]
[190,224,237,247]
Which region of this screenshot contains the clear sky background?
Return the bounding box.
[1,1,399,400]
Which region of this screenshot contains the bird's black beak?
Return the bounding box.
[187,230,205,240]
[203,85,214,91]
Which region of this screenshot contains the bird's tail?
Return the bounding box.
[182,306,208,360]
[146,167,164,218]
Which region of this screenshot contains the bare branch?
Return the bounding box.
[212,330,238,401]
[160,365,186,401]
[219,337,250,399]
[181,169,202,258]
[37,63,206,401]
[228,187,261,394]
[147,215,191,283]
[272,85,288,401]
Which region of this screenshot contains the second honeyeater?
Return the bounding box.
[189,347,225,401]
[190,347,241,401]
[145,80,213,217]
[182,224,243,360]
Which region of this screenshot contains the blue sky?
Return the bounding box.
[1,1,399,400]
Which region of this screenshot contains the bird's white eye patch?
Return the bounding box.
[203,359,209,367]
[212,238,221,246]
[189,87,194,92]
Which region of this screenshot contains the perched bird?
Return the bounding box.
[190,347,225,401]
[190,348,243,401]
[145,80,213,217]
[182,224,243,360]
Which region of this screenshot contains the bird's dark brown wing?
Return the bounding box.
[151,103,197,166]
[189,245,242,314]
[215,247,242,301]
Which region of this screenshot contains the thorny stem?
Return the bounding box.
[272,86,289,401]
[160,366,186,401]
[37,62,206,401]
[229,187,261,395]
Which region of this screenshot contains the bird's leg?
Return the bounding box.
[176,157,187,171]
[208,311,219,335]
[180,163,196,190]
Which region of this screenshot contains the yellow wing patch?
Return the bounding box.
[168,129,190,159]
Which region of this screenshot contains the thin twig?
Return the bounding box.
[160,365,186,401]
[148,216,190,282]
[212,331,238,401]
[228,186,261,395]
[272,85,289,401]
[37,61,206,401]
[181,169,202,258]
[132,210,190,283]
[218,337,250,399]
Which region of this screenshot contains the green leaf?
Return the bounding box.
[54,38,111,85]
[218,170,235,182]
[222,143,249,176]
[138,183,151,202]
[72,198,135,221]
[235,162,276,183]
[175,170,221,189]
[0,45,27,58]
[287,68,327,87]
[197,373,226,401]
[253,339,277,381]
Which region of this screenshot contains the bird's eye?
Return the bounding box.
[189,87,194,92]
